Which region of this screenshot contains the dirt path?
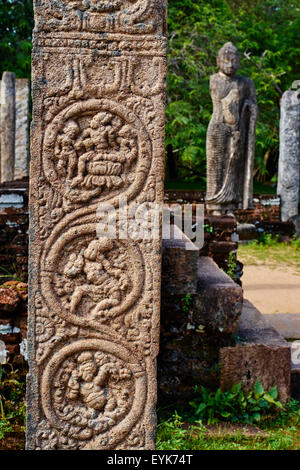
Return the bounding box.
[241,264,300,314]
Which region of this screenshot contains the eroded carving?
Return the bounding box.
[29,0,166,451]
[35,0,163,34]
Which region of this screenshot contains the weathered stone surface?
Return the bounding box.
[263,314,300,340]
[15,79,30,180]
[220,300,291,403]
[195,257,243,334]
[206,43,258,215]
[277,90,300,222]
[237,223,257,241]
[0,72,16,183]
[27,0,167,450]
[291,340,300,400]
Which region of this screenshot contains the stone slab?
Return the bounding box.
[159,252,243,402]
[195,257,243,335]
[263,314,300,340]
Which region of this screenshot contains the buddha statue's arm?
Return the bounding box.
[209,75,224,123]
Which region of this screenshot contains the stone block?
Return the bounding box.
[220,300,291,403]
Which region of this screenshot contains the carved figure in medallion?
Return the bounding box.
[62,237,129,319]
[40,340,147,449]
[66,351,131,411]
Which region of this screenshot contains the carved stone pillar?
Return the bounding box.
[277,90,300,222]
[15,79,30,181]
[0,72,16,183]
[27,0,167,450]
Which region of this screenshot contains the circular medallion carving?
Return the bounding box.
[43,99,152,205]
[41,339,147,449]
[41,223,144,328]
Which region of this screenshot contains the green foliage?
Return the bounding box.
[189,382,283,425]
[1,1,299,183]
[166,0,300,183]
[0,0,33,78]
[224,251,237,280]
[0,363,26,443]
[181,293,193,314]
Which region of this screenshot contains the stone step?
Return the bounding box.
[263,314,300,340]
[159,233,243,402]
[263,314,300,401]
[220,300,291,403]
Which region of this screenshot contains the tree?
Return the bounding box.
[0,0,33,79]
[0,0,299,184]
[166,0,300,183]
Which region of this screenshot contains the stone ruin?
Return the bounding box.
[27,0,167,451]
[277,88,300,225]
[0,4,294,452]
[0,72,30,182]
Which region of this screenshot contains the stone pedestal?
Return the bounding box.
[0,72,16,183]
[27,0,167,450]
[277,90,300,222]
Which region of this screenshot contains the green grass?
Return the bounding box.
[238,235,300,273]
[157,399,300,450]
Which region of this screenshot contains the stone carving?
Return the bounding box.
[35,0,165,34]
[43,99,151,205]
[37,339,147,450]
[206,43,258,215]
[277,90,300,222]
[28,0,166,450]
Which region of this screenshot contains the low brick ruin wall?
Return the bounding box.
[0,183,28,364]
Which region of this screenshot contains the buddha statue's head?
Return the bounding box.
[217,42,240,77]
